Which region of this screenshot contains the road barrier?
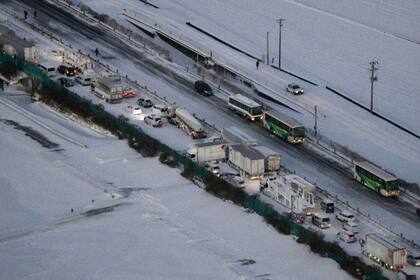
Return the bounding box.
[0,51,385,279]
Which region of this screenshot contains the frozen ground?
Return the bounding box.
[1,4,419,244]
[0,91,353,279]
[67,0,420,185]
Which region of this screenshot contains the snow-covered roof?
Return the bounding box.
[228,94,261,108]
[97,77,121,88]
[230,144,265,160]
[356,161,397,181]
[252,145,279,158]
[284,174,316,192]
[366,234,405,250]
[264,110,304,129]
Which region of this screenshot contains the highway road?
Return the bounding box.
[7,0,420,241]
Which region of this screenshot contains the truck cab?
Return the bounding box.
[320,199,334,213]
[311,213,331,229]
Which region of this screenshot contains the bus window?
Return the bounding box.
[251,106,263,115]
[293,127,305,137]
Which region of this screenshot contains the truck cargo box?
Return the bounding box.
[365,234,407,270]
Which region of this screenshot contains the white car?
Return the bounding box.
[132,106,143,115]
[144,114,162,127]
[287,83,304,95]
[336,210,356,223]
[342,221,359,234]
[75,75,92,86]
[337,231,356,243]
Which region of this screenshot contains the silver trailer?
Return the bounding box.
[187,140,228,163]
[221,126,257,146]
[175,108,207,139]
[228,144,265,179]
[252,145,281,173]
[93,77,123,103]
[364,234,407,270]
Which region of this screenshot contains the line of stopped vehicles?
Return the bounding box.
[37,60,420,272]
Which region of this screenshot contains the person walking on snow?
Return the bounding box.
[256,60,259,70]
[94,48,99,57]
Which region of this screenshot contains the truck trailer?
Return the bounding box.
[93,77,123,103]
[252,145,281,173]
[363,234,407,271]
[175,108,207,139]
[228,144,265,178]
[187,140,228,163]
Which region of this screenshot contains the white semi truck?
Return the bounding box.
[363,234,407,271]
[187,140,228,163]
[175,108,207,139]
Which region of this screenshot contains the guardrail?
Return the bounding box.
[6,0,417,250]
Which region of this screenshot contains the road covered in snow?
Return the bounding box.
[0,91,354,280]
[61,0,420,186]
[1,0,419,242]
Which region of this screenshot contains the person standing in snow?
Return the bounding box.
[94,48,99,57]
[256,60,259,70]
[24,10,28,19]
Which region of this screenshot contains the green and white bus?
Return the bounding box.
[353,161,400,197]
[227,94,263,121]
[263,110,305,144]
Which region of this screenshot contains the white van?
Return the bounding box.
[311,213,331,229]
[38,62,56,77]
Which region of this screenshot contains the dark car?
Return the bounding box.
[194,80,213,96]
[57,65,76,77]
[320,199,335,213]
[57,77,75,87]
[167,116,180,127]
[137,97,153,108]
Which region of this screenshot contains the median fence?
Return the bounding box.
[0,52,385,279]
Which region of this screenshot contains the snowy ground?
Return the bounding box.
[1,2,419,245]
[1,4,420,276]
[0,91,354,280]
[64,0,420,185]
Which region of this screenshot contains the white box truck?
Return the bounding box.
[364,234,407,271]
[253,145,281,173]
[228,144,265,179]
[187,140,228,163]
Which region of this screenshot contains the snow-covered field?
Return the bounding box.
[0,92,353,280]
[1,1,419,244]
[67,0,420,185]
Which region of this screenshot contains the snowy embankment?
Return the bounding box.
[0,93,352,280]
[70,0,420,185]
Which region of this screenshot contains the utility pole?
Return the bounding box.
[369,61,379,113]
[266,32,270,65]
[314,105,318,142]
[276,18,284,69]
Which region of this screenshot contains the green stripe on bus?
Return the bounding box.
[268,122,288,139]
[358,173,381,191]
